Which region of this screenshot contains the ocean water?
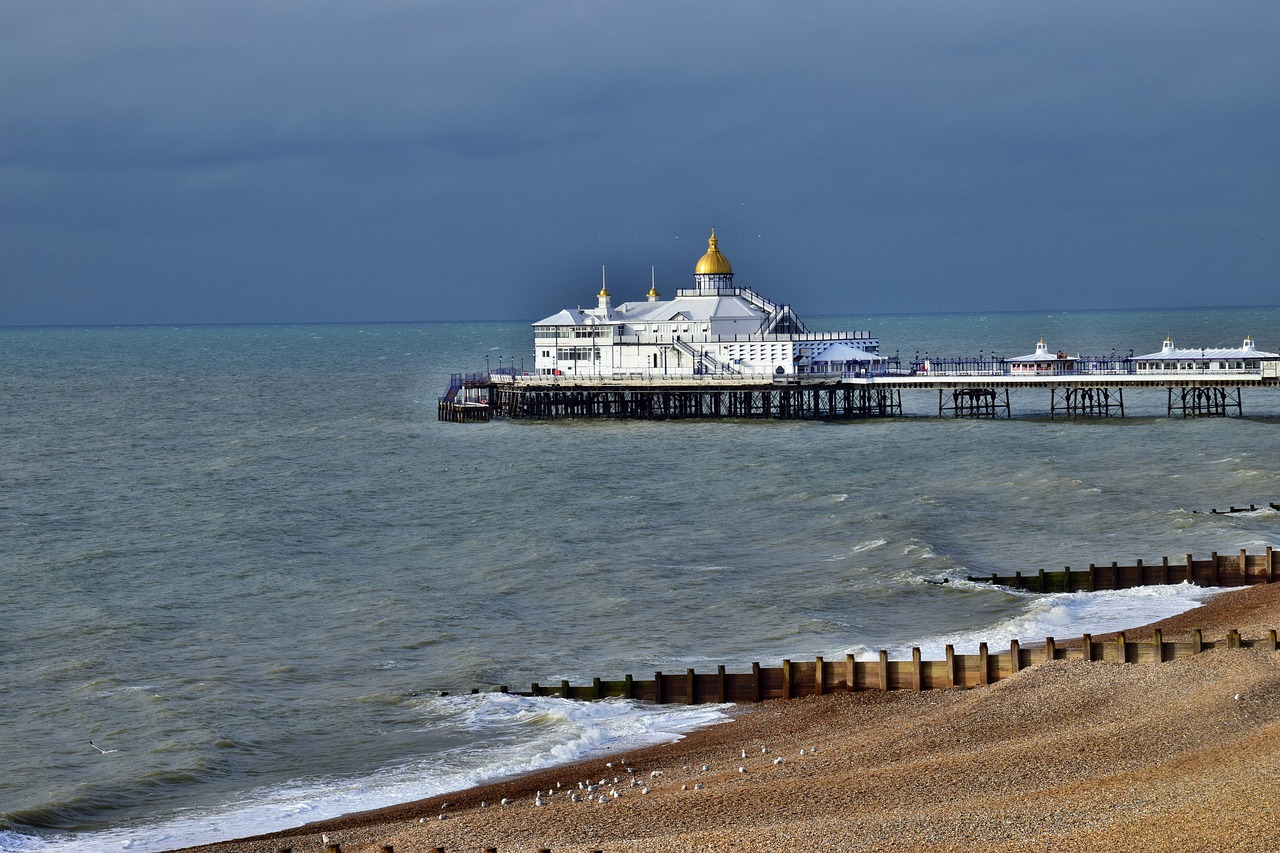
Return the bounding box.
[2,307,1279,852]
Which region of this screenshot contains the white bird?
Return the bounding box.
[774,756,784,765]
[700,764,709,772]
[641,786,650,795]
[740,748,747,759]
[738,766,747,774]
[761,745,769,754]
[694,782,704,790]
[500,797,513,806]
[1235,693,1244,701]
[89,741,118,755]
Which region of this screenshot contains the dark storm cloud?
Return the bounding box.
[1,1,1276,325]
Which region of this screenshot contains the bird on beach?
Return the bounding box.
[89,741,118,755]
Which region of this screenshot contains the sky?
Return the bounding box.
[2,1,1277,326]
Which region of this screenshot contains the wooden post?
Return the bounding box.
[1009,639,1021,674]
[1111,561,1121,589]
[1152,628,1163,663]
[1117,631,1128,663]
[945,644,957,687]
[978,643,989,686]
[878,650,890,691]
[593,676,603,699]
[716,665,726,703]
[815,656,825,697]
[846,653,857,692]
[1088,563,1097,591]
[1136,558,1145,584]
[686,669,696,704]
[625,674,634,699]
[1192,629,1203,654]
[1014,570,1023,589]
[1241,549,1250,584]
[751,662,761,702]
[1082,633,1093,662]
[1270,630,1278,652]
[1269,546,1276,583]
[1044,636,1056,664]
[1038,568,1047,591]
[1186,553,1194,585]
[1161,556,1170,585]
[911,647,922,691]
[560,679,571,698]
[782,660,792,700]
[1212,551,1221,586]
[1228,629,1241,649]
[325,844,340,853]
[654,671,664,704]
[1063,566,1073,592]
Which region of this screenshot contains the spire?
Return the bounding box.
[647,266,660,302]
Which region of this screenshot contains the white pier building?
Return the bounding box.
[531,229,882,378]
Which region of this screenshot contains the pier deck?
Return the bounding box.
[441,369,1279,421]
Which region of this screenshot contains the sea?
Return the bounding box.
[3,306,1279,852]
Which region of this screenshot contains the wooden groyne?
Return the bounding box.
[970,547,1279,593]
[521,628,1273,704]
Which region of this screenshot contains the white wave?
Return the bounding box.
[881,582,1221,660]
[2,695,731,853]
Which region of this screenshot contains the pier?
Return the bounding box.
[439,367,1279,422]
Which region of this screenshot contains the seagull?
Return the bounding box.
[89,741,118,755]
[773,756,784,765]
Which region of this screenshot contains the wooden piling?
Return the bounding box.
[878,650,890,691]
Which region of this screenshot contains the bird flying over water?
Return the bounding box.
[89,741,118,754]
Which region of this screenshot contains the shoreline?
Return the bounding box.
[173,581,1280,852]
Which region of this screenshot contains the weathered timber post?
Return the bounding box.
[625,674,634,699]
[380,846,394,853]
[1228,629,1242,649]
[1152,628,1163,663]
[878,650,890,691]
[1088,563,1097,591]
[815,656,825,696]
[1269,546,1277,582]
[325,844,340,853]
[846,653,858,692]
[1270,630,1278,652]
[1082,633,1093,662]
[560,679,571,698]
[1117,631,1128,663]
[1136,558,1145,584]
[1009,639,1021,674]
[1212,551,1221,586]
[1063,566,1073,592]
[1186,553,1195,585]
[945,644,957,688]
[1044,636,1056,664]
[1014,570,1024,589]
[782,660,792,700]
[654,671,664,704]
[1038,568,1047,591]
[716,665,726,703]
[531,681,540,695]
[1241,549,1250,584]
[1161,556,1170,585]
[686,669,696,704]
[978,642,990,686]
[593,677,603,699]
[911,648,922,691]
[1112,561,1121,589]
[1192,629,1203,654]
[751,662,761,702]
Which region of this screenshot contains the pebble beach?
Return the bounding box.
[173,582,1280,853]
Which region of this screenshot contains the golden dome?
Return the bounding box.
[694,228,733,275]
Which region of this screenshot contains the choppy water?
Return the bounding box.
[2,307,1279,852]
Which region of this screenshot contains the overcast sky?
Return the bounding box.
[2,1,1277,326]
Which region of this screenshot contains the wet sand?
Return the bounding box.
[175,583,1280,852]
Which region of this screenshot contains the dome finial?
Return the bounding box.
[694,227,733,276]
